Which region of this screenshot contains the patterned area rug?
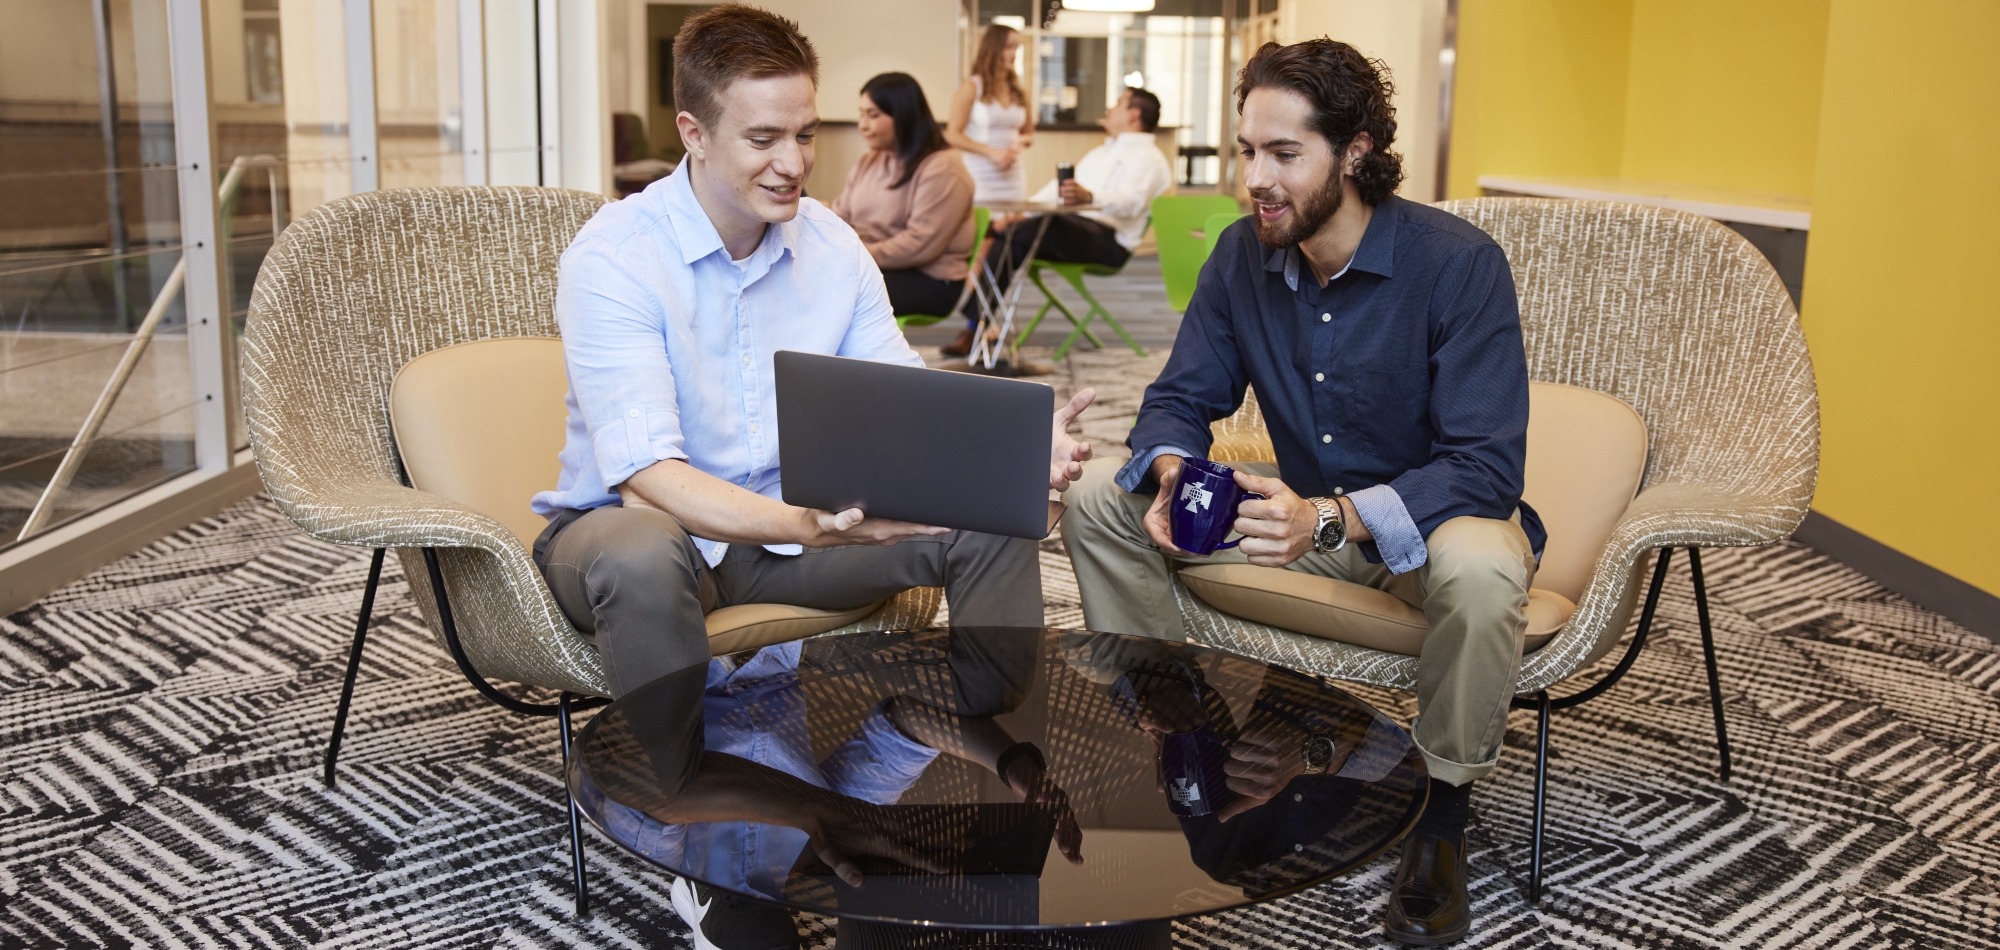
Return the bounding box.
[4,352,1998,947]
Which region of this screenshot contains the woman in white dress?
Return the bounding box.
[943,24,1034,353]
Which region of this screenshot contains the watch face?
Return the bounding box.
[1316,520,1343,552]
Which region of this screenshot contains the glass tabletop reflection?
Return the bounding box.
[569,627,1427,930]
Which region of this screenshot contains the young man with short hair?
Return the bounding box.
[533,6,1094,946]
[1065,40,1540,945]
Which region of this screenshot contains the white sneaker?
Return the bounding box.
[668,876,801,950]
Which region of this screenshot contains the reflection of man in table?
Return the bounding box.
[1065,40,1541,946]
[973,88,1176,308]
[584,636,1079,950]
[529,4,1095,702]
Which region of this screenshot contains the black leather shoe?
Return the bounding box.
[1383,832,1471,946]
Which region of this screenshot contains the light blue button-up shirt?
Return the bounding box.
[532,160,925,565]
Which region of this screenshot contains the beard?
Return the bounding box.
[1252,169,1343,248]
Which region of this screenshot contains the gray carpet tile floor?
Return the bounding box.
[4,266,1999,947]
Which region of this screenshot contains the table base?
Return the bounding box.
[835,919,1171,950]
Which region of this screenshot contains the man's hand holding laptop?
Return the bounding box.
[619,386,1096,548]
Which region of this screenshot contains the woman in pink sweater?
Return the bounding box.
[834,73,977,346]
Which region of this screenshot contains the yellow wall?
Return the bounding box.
[1448,0,1829,199]
[1619,0,1829,196]
[1803,0,2000,595]
[1446,0,1633,198]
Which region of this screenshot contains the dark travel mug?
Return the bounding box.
[1169,457,1266,556]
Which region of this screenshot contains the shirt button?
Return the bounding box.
[1335,487,1344,494]
[749,423,760,433]
[629,409,640,418]
[1320,313,1331,323]
[1321,434,1332,444]
[741,356,752,367]
[1315,372,1325,382]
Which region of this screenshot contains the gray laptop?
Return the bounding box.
[775,351,1061,540]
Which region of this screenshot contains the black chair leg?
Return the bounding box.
[560,691,590,920]
[324,548,385,789]
[1529,689,1551,907]
[1687,548,1732,784]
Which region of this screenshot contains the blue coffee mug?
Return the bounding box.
[1169,457,1265,556]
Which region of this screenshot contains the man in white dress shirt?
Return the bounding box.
[981,87,1176,291]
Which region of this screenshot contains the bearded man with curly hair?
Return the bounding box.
[1065,39,1542,945]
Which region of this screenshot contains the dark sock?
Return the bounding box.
[1413,778,1471,839]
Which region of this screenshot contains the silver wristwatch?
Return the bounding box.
[1309,496,1346,553]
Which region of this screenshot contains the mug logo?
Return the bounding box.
[1171,777,1202,804]
[1179,481,1213,513]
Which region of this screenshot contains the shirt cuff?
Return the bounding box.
[1115,444,1199,493]
[1347,484,1426,574]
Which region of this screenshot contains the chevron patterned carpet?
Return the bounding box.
[5,493,1997,948]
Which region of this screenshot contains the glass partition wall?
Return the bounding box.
[1,0,194,544]
[1,0,479,552]
[979,0,1229,186]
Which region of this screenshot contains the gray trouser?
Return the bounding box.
[533,504,1042,697]
[1063,457,1533,785]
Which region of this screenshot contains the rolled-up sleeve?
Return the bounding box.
[1386,243,1529,541]
[554,237,689,490]
[820,701,942,805]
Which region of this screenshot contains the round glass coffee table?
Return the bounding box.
[570,627,1427,949]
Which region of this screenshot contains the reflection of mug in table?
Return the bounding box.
[1170,458,1265,556]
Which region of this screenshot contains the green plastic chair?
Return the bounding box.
[1151,194,1243,312]
[1014,214,1161,360]
[1203,211,1246,258]
[897,206,989,330]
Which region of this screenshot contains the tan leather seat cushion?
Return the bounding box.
[705,600,886,656]
[1179,563,1574,656]
[391,337,570,550]
[392,338,893,650]
[1521,381,1648,602]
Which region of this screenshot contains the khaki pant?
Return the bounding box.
[1063,457,1533,785]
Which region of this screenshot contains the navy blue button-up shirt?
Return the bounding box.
[1118,195,1543,571]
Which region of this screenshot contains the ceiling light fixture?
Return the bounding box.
[1059,0,1158,12]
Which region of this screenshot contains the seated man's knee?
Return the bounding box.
[1425,516,1534,593]
[1068,456,1139,530]
[589,507,699,582]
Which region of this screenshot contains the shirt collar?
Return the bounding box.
[1113,131,1154,148]
[1259,196,1400,291]
[657,158,800,268]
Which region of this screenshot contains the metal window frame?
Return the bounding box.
[344,0,380,194]
[167,0,236,471]
[460,0,489,185]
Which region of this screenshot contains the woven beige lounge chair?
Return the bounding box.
[1177,198,1819,903]
[241,185,940,916]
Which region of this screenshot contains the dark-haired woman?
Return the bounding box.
[833,72,976,332]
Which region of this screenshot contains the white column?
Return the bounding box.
[460,0,488,184]
[165,0,236,471]
[344,0,380,192]
[557,0,608,194]
[536,0,562,185]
